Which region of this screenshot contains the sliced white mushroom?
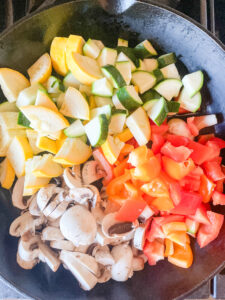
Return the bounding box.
[63,166,82,189]
[17,251,38,270]
[12,177,31,210]
[138,205,154,223]
[97,265,111,283]
[69,252,99,276]
[75,244,90,253]
[41,226,64,241]
[102,213,138,241]
[82,161,105,185]
[50,240,75,251]
[91,206,105,224]
[92,245,115,266]
[132,257,144,271]
[138,253,148,264]
[69,187,93,207]
[47,217,60,228]
[60,205,97,246]
[60,250,98,291]
[37,184,63,211]
[18,235,40,262]
[85,185,101,208]
[133,223,149,251]
[48,200,69,219]
[29,194,41,216]
[111,244,133,282]
[38,242,60,272]
[131,244,139,257]
[95,226,111,246]
[9,212,35,237]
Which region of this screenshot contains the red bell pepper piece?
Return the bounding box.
[187,117,199,136]
[146,220,165,242]
[205,140,221,156]
[199,174,216,203]
[187,140,219,165]
[169,182,182,206]
[93,148,114,185]
[161,141,193,162]
[208,137,225,149]
[151,124,169,135]
[189,203,210,225]
[198,134,215,145]
[202,161,225,182]
[179,167,203,192]
[212,190,225,205]
[151,133,165,154]
[154,215,185,226]
[127,137,139,148]
[143,240,165,266]
[197,211,224,248]
[166,134,189,147]
[215,179,224,193]
[115,198,147,222]
[171,190,202,216]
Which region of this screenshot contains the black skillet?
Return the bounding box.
[0,1,225,299]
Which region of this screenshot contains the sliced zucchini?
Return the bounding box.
[16,83,43,107]
[94,96,113,107]
[136,59,146,71]
[83,38,101,59]
[154,79,182,101]
[140,89,161,103]
[178,87,202,112]
[59,87,90,120]
[148,97,168,126]
[79,134,88,144]
[115,61,132,85]
[117,38,128,47]
[0,102,19,112]
[182,70,204,97]
[112,93,126,110]
[126,107,151,146]
[101,65,126,88]
[166,100,180,114]
[131,71,156,94]
[92,77,113,97]
[117,85,142,111]
[17,111,31,128]
[79,84,92,97]
[143,58,158,72]
[97,47,117,67]
[158,53,177,68]
[117,47,139,68]
[85,114,108,146]
[160,63,180,80]
[47,76,64,94]
[92,39,104,50]
[64,119,85,137]
[63,71,80,89]
[134,40,157,59]
[143,99,158,112]
[109,109,127,134]
[90,104,112,120]
[56,92,65,109]
[116,52,136,71]
[152,69,164,83]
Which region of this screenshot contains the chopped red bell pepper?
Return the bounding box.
[179,167,203,192]
[187,117,199,136]
[202,161,225,182]
[198,134,215,145]
[215,179,224,193]
[146,220,165,242]
[171,190,202,216]
[151,124,169,135]
[205,140,221,156]
[208,137,225,149]
[143,240,165,266]
[161,141,193,162]
[154,215,185,226]
[212,190,225,205]
[187,140,219,165]
[166,134,189,147]
[151,133,165,154]
[127,137,139,148]
[93,148,114,185]
[115,198,147,222]
[197,211,224,248]
[199,174,216,203]
[189,203,210,225]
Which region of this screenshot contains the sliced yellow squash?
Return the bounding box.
[32,154,63,178]
[23,187,39,196]
[35,89,58,112]
[0,158,15,189]
[27,53,52,83]
[101,136,124,164]
[26,129,42,154]
[0,68,30,102]
[36,135,57,154]
[50,37,68,76]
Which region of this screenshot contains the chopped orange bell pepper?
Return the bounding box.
[167,231,190,247]
[116,128,133,143]
[141,177,169,198]
[162,156,195,180]
[164,239,174,257]
[124,181,139,198]
[113,158,129,177]
[106,169,131,198]
[150,196,174,211]
[131,156,161,182]
[128,145,153,167]
[116,144,134,163]
[162,222,187,236]
[168,243,193,268]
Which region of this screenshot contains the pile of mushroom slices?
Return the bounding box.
[9,159,151,291]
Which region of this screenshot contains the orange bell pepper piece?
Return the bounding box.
[168,243,193,268]
[106,169,131,198]
[128,145,153,167]
[116,128,133,143]
[162,222,187,235]
[162,156,195,180]
[131,156,161,182]
[167,231,190,247]
[164,239,174,257]
[150,196,174,211]
[199,174,216,203]
[113,158,129,177]
[124,181,139,198]
[141,177,169,198]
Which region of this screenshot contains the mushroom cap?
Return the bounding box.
[60,205,97,246]
[9,212,34,237]
[82,161,104,185]
[12,177,31,210]
[63,167,82,189]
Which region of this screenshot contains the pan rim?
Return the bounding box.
[0,1,224,299]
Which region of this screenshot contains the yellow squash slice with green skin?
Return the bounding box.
[66,34,85,65]
[7,136,33,177]
[101,136,124,164]
[27,53,52,84]
[20,105,69,132]
[50,37,68,76]
[67,52,102,85]
[0,68,30,102]
[32,154,63,178]
[0,158,15,189]
[53,137,92,166]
